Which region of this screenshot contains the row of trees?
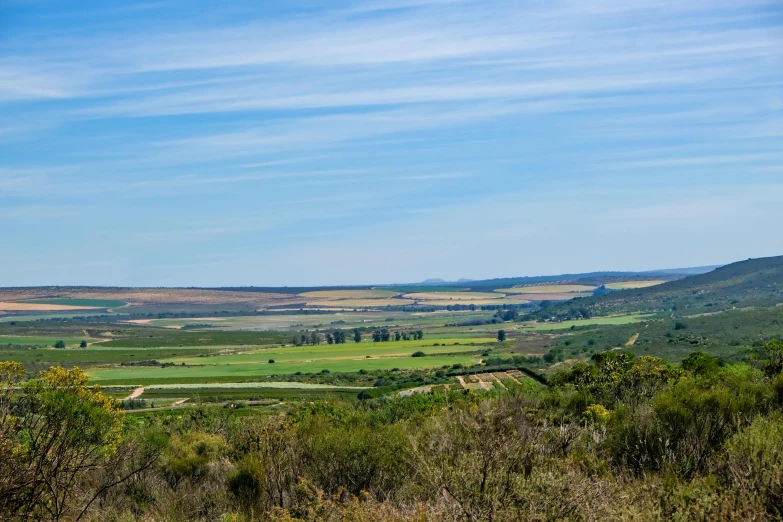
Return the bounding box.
[291,329,364,346]
[53,340,88,349]
[372,329,424,342]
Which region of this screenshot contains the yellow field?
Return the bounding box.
[299,289,401,299]
[604,280,667,290]
[423,299,530,306]
[306,298,415,308]
[497,284,596,294]
[404,292,503,301]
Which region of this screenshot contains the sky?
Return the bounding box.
[1,0,782,287]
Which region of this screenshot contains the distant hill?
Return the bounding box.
[531,255,783,319]
[390,266,717,290]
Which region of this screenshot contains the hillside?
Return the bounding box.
[532,255,783,319]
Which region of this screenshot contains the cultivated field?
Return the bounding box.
[299,289,401,298]
[403,291,503,300]
[604,280,666,289]
[306,298,415,308]
[498,284,596,294]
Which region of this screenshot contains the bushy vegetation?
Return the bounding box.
[3,339,783,521]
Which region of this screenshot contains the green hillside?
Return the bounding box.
[530,255,783,319]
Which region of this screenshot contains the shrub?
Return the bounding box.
[412,351,426,357]
[720,414,783,516]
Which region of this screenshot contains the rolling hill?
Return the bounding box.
[530,255,783,319]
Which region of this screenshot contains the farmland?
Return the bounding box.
[604,280,666,289]
[2,257,781,407]
[498,284,596,294]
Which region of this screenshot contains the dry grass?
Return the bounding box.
[422,298,530,306]
[306,298,416,308]
[0,288,300,309]
[403,292,502,301]
[498,284,596,294]
[500,292,592,301]
[605,280,667,289]
[299,289,401,299]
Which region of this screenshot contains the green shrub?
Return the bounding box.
[720,414,783,516]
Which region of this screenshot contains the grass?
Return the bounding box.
[604,280,667,290]
[0,335,100,347]
[88,353,482,384]
[299,289,401,298]
[158,337,494,366]
[137,387,360,402]
[497,285,596,294]
[19,298,127,307]
[99,329,290,347]
[0,346,223,366]
[519,315,647,331]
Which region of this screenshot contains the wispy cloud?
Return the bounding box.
[1,0,781,285]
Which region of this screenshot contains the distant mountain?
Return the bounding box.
[533,255,783,319]
[381,266,721,290]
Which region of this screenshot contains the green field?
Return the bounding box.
[20,298,127,307]
[99,329,290,347]
[88,354,482,384]
[519,315,647,331]
[0,335,102,347]
[129,310,497,331]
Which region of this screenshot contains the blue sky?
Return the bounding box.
[1,0,782,286]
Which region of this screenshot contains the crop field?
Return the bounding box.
[0,335,101,347]
[299,289,400,298]
[604,280,666,289]
[19,298,128,308]
[423,298,530,306]
[0,302,103,311]
[0,346,222,366]
[306,298,415,308]
[88,353,483,384]
[404,292,503,301]
[518,314,647,331]
[99,330,290,348]
[497,284,596,294]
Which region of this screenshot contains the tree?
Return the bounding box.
[415,330,424,340]
[381,329,391,342]
[395,331,401,341]
[326,333,334,345]
[54,340,66,349]
[79,340,88,348]
[372,330,381,342]
[353,329,361,343]
[497,330,506,342]
[310,331,322,345]
[0,365,126,521]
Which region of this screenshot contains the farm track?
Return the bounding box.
[123,387,145,401]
